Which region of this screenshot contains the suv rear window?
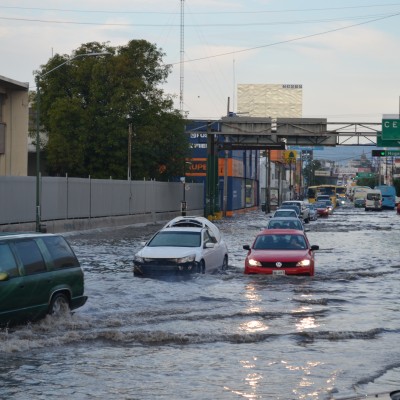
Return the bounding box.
[42,236,79,269]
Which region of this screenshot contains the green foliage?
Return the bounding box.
[32,40,188,179]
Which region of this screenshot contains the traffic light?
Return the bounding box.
[372,150,386,157]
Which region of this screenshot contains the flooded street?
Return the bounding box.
[1,206,400,399]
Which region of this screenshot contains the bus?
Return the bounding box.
[374,185,396,210]
[307,185,337,206]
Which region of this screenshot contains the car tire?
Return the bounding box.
[221,255,228,271]
[49,293,70,316]
[199,260,206,274]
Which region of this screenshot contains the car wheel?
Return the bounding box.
[221,255,228,271]
[49,293,70,316]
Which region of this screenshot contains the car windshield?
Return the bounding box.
[274,210,296,217]
[253,234,307,250]
[268,220,302,230]
[148,231,201,247]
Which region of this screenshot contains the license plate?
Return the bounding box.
[273,270,285,276]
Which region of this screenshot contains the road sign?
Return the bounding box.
[376,136,400,147]
[284,150,297,163]
[372,149,400,157]
[382,117,400,140]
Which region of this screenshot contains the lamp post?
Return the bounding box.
[35,52,110,232]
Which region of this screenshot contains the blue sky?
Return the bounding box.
[1,1,400,134]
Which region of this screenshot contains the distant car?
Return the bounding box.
[305,203,318,221]
[314,201,330,217]
[322,200,334,214]
[0,233,88,327]
[271,209,299,219]
[243,229,319,276]
[354,198,366,208]
[279,204,301,217]
[265,217,305,231]
[365,189,382,211]
[281,200,310,223]
[133,216,228,277]
[316,195,331,202]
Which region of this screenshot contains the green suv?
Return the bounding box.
[0,233,87,327]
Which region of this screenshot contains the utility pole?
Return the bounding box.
[179,0,184,112]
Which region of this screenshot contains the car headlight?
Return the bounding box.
[248,258,262,267]
[176,254,196,264]
[134,255,144,263]
[296,259,311,267]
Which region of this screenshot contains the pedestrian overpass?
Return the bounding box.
[202,117,381,216]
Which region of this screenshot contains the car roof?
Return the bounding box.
[163,216,221,241]
[158,227,203,233]
[259,229,305,235]
[0,232,56,239]
[269,216,300,221]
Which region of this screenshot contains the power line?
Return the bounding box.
[1,3,400,15]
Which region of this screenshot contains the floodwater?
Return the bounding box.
[1,205,400,399]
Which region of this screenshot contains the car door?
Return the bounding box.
[9,239,52,320]
[201,229,222,271]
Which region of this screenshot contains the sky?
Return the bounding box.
[1,1,400,162]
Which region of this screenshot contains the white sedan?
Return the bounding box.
[133,216,228,277]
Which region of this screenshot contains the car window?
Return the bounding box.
[254,234,306,250]
[41,236,79,269]
[13,240,46,275]
[204,230,217,244]
[148,231,201,247]
[0,243,19,277]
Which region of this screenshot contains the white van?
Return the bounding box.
[365,189,382,211]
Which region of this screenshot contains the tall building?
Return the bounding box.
[237,83,303,118]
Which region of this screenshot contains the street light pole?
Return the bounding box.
[35,52,110,232]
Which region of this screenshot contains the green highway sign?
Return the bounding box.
[376,136,400,147]
[372,149,400,157]
[382,118,400,140]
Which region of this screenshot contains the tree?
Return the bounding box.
[32,40,189,180]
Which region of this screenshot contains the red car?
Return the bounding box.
[313,201,330,217]
[243,229,319,276]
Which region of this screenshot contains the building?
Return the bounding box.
[185,120,259,217]
[237,83,303,118]
[237,83,303,205]
[0,76,29,176]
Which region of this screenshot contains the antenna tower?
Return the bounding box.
[180,0,184,112]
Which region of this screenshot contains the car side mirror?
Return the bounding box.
[243,245,250,251]
[0,272,10,281]
[311,245,319,251]
[204,242,215,249]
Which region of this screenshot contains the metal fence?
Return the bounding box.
[0,176,204,225]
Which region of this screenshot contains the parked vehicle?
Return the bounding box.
[265,217,305,231]
[281,200,310,223]
[365,189,382,211]
[0,233,87,327]
[133,216,228,277]
[374,185,396,210]
[243,229,319,276]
